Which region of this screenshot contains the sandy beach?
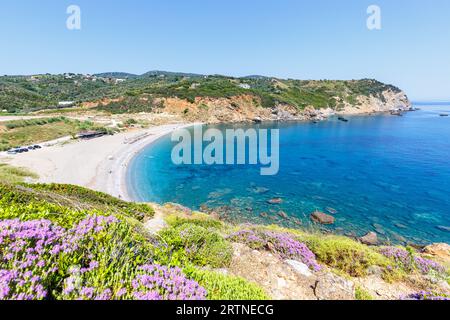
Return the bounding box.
[0,123,198,201]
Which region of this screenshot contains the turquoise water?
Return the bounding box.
[128,105,450,245]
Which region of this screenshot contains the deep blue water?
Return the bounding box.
[128,105,450,245]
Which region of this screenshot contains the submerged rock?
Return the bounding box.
[391,232,407,244]
[267,198,283,205]
[394,223,408,229]
[372,223,386,235]
[310,211,335,225]
[436,225,450,233]
[325,207,338,214]
[247,186,270,194]
[359,232,379,246]
[278,211,289,219]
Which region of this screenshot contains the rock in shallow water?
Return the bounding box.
[310,211,335,225]
[278,211,289,219]
[359,232,379,246]
[267,198,283,205]
[436,225,450,233]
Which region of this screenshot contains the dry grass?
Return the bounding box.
[0,163,38,184]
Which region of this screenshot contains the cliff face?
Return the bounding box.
[338,89,411,115]
[154,88,411,123]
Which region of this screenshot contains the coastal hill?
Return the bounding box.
[0,72,411,123]
[0,181,449,300]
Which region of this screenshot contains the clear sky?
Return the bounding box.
[1,0,449,101]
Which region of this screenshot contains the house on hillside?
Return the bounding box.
[58,101,76,108]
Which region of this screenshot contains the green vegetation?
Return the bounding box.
[4,116,67,129]
[184,267,269,300]
[355,286,374,300]
[95,96,155,114]
[0,163,38,184]
[0,183,154,223]
[0,117,109,151]
[297,234,390,277]
[0,73,402,114]
[0,182,448,300]
[158,223,233,268]
[0,182,267,300]
[166,213,224,230]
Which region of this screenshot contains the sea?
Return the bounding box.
[127,104,450,245]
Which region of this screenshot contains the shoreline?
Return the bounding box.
[0,122,200,202]
[108,122,200,201]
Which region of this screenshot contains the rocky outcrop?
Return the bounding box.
[228,243,356,300]
[423,243,450,266]
[228,243,318,300]
[152,87,411,124]
[314,272,355,300]
[338,89,411,115]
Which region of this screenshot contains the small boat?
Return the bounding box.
[338,116,349,122]
[440,113,449,117]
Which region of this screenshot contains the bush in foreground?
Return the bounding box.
[184,267,269,300]
[299,234,390,277]
[158,224,233,268]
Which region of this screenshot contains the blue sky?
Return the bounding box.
[1,0,449,101]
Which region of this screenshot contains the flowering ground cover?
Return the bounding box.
[1,182,448,300]
[379,246,446,275]
[227,229,321,271]
[0,183,270,300]
[0,215,206,300]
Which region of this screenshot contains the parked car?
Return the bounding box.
[7,148,19,155]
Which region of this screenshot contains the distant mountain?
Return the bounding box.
[94,71,273,80]
[241,75,271,80]
[140,70,205,78]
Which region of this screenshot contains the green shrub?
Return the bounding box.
[20,183,154,221]
[299,234,389,277]
[184,267,269,300]
[166,214,224,230]
[355,286,373,300]
[0,198,101,228]
[0,183,154,226]
[158,223,233,268]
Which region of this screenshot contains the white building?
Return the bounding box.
[239,83,251,89]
